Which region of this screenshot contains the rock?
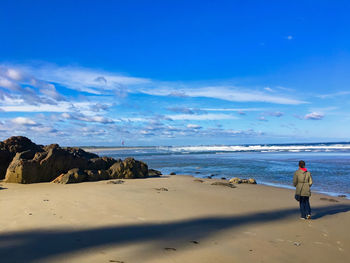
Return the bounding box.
[211,182,236,188]
[4,142,95,183]
[52,168,87,184]
[248,178,257,184]
[1,136,151,184]
[4,136,43,154]
[109,157,148,179]
[338,195,347,198]
[229,177,257,184]
[0,144,13,180]
[229,177,241,184]
[170,172,176,175]
[88,156,118,170]
[221,177,227,180]
[84,169,109,181]
[148,168,162,177]
[0,136,43,180]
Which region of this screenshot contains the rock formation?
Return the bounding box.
[229,177,257,184]
[0,136,157,184]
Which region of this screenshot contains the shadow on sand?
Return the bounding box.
[0,204,349,262]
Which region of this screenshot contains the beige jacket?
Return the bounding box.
[293,169,313,196]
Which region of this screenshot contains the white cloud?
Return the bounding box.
[286,35,293,40]
[304,112,324,120]
[187,124,202,129]
[11,117,38,126]
[61,112,115,124]
[6,68,22,81]
[0,76,20,91]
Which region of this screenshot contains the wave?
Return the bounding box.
[158,143,350,153]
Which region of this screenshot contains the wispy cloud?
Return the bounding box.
[167,113,238,121]
[142,86,306,105]
[318,91,350,99]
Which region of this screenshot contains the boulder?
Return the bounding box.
[88,156,118,170]
[148,168,162,177]
[248,178,257,184]
[52,169,87,184]
[229,177,257,184]
[109,157,148,179]
[84,169,109,181]
[4,143,95,183]
[229,177,241,184]
[0,136,43,179]
[0,144,12,180]
[4,136,43,154]
[1,136,151,184]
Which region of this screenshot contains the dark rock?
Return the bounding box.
[195,171,201,174]
[221,177,227,180]
[338,195,347,198]
[84,169,109,181]
[170,172,176,175]
[88,157,118,170]
[4,136,43,154]
[211,182,236,188]
[148,168,162,177]
[109,157,148,179]
[1,136,151,184]
[4,142,95,183]
[0,136,43,180]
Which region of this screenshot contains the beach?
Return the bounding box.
[1,175,349,263]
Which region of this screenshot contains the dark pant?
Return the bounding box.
[299,196,311,218]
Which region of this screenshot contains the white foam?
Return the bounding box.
[159,144,350,153]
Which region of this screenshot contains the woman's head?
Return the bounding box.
[299,160,306,168]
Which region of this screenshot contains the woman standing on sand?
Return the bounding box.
[293,160,313,220]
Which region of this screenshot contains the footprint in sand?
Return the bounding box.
[164,247,177,251]
[190,240,199,244]
[109,260,124,263]
[155,187,168,191]
[193,179,204,183]
[320,197,339,203]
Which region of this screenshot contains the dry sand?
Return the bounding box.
[0,175,349,263]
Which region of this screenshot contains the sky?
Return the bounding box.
[0,0,350,146]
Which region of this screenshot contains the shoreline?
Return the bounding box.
[1,175,350,262]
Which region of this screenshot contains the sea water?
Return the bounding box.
[86,143,350,198]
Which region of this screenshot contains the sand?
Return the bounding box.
[0,175,349,263]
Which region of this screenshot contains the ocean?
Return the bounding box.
[86,142,350,198]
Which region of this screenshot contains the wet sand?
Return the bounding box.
[0,175,349,263]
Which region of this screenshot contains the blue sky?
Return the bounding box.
[0,0,350,146]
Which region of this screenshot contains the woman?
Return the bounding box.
[293,160,313,219]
